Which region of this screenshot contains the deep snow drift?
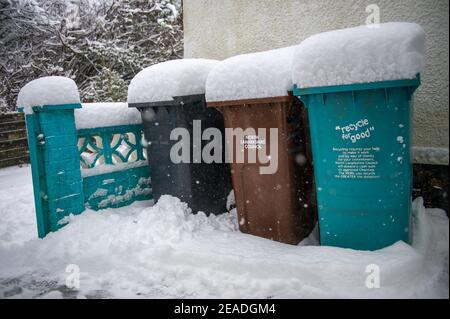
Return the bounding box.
[292,22,425,88]
[16,76,81,114]
[0,166,448,298]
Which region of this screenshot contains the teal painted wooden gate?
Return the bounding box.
[24,112,49,238]
[22,104,85,237]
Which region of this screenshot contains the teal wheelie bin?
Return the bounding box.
[294,76,420,250]
[292,22,425,250]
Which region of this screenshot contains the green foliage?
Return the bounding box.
[83,68,128,102]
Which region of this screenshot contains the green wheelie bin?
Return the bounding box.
[292,22,425,250]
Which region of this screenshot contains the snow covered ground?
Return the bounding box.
[0,165,448,299]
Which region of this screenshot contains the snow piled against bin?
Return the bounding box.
[127,59,219,104]
[292,22,426,89]
[75,103,141,129]
[206,46,296,102]
[0,166,448,298]
[16,76,80,114]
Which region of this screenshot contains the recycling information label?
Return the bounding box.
[333,146,380,179]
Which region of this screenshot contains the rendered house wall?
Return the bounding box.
[183,0,449,165]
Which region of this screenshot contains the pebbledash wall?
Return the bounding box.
[183,0,449,165]
[20,103,152,238]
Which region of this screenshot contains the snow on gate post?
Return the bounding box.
[18,77,85,238]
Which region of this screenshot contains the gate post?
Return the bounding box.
[22,104,85,237]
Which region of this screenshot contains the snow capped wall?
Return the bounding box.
[127,59,219,104]
[205,46,295,102]
[17,76,80,114]
[183,0,449,165]
[292,23,425,88]
[75,103,141,129]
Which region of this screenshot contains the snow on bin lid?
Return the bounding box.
[292,22,425,89]
[205,46,296,103]
[17,76,80,114]
[127,59,219,104]
[75,103,141,129]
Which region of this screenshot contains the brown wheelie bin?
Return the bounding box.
[207,94,316,245]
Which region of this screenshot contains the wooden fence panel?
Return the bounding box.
[0,113,29,168]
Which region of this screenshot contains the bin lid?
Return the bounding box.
[292,22,425,90]
[294,76,421,97]
[17,76,81,114]
[130,94,206,109]
[127,59,218,106]
[205,46,297,105]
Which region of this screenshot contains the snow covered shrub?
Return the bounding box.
[82,68,129,102]
[0,0,183,112]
